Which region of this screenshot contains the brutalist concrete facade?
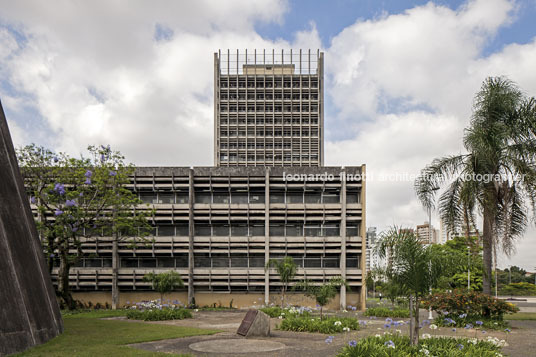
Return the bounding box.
[0,101,63,355]
[45,166,366,310]
[214,50,324,167]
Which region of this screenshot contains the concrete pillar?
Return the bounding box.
[264,168,270,305]
[340,168,347,310]
[188,168,195,306]
[360,165,367,311]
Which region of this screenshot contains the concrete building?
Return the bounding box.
[214,50,324,167]
[31,49,366,311]
[365,227,377,272]
[416,222,439,244]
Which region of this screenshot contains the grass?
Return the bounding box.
[16,310,219,356]
[505,312,536,320]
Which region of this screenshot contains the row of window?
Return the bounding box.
[220,80,318,89]
[220,118,319,124]
[64,255,359,269]
[137,190,360,205]
[220,129,318,137]
[220,142,316,149]
[220,105,318,113]
[220,154,319,162]
[221,93,319,100]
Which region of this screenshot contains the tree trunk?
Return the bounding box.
[58,250,74,309]
[281,285,286,308]
[482,205,494,295]
[409,295,414,344]
[111,237,119,310]
[413,297,420,346]
[320,306,323,320]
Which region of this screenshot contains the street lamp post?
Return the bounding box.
[467,246,471,291]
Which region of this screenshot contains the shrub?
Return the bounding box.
[364,307,410,318]
[260,306,312,318]
[278,315,358,334]
[126,308,192,321]
[500,282,536,296]
[433,314,509,331]
[422,289,518,319]
[337,334,503,357]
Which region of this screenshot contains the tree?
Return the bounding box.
[143,271,184,302]
[375,227,455,345]
[266,256,297,307]
[295,276,347,319]
[415,77,536,295]
[17,144,152,309]
[432,235,483,291]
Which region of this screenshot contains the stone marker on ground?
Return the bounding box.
[236,309,270,337]
[0,100,63,355]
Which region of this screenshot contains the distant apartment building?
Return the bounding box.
[416,222,439,244]
[365,227,377,272]
[31,50,366,310]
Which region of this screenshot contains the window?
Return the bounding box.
[158,225,175,236]
[269,224,285,236]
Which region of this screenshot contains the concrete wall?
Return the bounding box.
[72,290,362,310]
[0,101,63,355]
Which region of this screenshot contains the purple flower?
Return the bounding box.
[85,170,93,178]
[505,328,511,333]
[65,199,77,207]
[348,340,357,347]
[109,170,117,177]
[49,253,55,258]
[482,330,486,334]
[352,306,356,311]
[384,340,395,349]
[465,323,473,329]
[54,183,66,195]
[54,208,63,216]
[53,156,59,162]
[452,328,457,332]
[100,153,105,162]
[457,344,464,350]
[423,319,430,325]
[325,336,333,344]
[71,226,78,232]
[459,313,467,318]
[385,318,393,324]
[475,320,483,326]
[85,178,92,185]
[384,323,391,329]
[443,311,449,315]
[30,196,36,204]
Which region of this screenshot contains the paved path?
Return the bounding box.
[127,310,536,356]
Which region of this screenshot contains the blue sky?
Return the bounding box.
[1,0,536,269]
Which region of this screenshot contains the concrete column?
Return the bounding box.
[340,168,347,310]
[188,168,195,306]
[264,168,270,305]
[360,165,367,311]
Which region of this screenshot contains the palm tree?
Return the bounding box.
[415,77,536,295]
[266,256,297,307]
[375,227,454,345]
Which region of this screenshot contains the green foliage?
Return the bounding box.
[143,271,184,300]
[278,315,358,334]
[17,310,217,356]
[433,314,509,330]
[126,308,192,321]
[260,306,312,318]
[415,77,536,295]
[422,289,519,319]
[266,256,297,307]
[17,144,152,309]
[499,282,536,296]
[294,276,347,319]
[337,335,503,357]
[432,236,483,291]
[364,307,410,318]
[260,306,287,318]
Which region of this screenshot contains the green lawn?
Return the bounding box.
[16,310,219,356]
[505,312,536,320]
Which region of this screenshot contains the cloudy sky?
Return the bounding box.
[1,0,535,270]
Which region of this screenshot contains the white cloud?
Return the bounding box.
[1,0,535,269]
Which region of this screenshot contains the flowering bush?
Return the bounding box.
[364,307,410,318]
[278,315,359,334]
[126,300,192,321]
[260,306,312,318]
[422,289,518,319]
[500,282,536,296]
[336,335,504,356]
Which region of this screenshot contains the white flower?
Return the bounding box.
[375,334,381,337]
[194,309,199,312]
[343,309,348,313]
[419,348,430,356]
[429,324,438,330]
[343,327,350,332]
[334,321,342,326]
[422,334,431,339]
[278,315,283,319]
[469,338,478,345]
[395,329,402,334]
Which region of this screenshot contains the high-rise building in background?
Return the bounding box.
[214,50,324,167]
[29,50,366,311]
[365,227,377,272]
[416,222,439,244]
